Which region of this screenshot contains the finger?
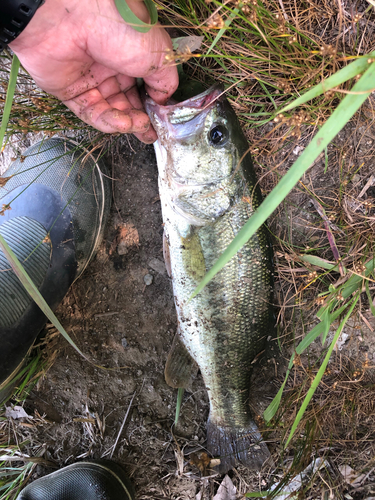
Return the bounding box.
[144,59,179,105]
[68,77,157,143]
[122,85,158,142]
[116,76,144,110]
[101,77,158,142]
[54,62,118,101]
[98,76,146,116]
[106,86,157,143]
[98,76,134,112]
[64,88,150,134]
[125,86,143,110]
[133,127,158,144]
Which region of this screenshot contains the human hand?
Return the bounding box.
[9,0,178,143]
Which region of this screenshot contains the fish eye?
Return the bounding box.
[208,124,228,147]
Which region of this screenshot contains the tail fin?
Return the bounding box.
[207,418,271,473]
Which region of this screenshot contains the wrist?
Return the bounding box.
[0,0,44,51]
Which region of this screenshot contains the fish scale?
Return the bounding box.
[145,85,275,473]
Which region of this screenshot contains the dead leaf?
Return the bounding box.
[72,417,96,424]
[339,465,367,487]
[0,176,12,188]
[6,406,33,419]
[190,451,211,475]
[109,222,139,256]
[172,36,204,53]
[213,475,237,500]
[174,444,185,476]
[270,458,330,499]
[0,203,11,216]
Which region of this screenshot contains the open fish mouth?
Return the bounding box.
[144,84,224,127]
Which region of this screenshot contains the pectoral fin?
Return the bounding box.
[181,231,206,283]
[165,330,198,390]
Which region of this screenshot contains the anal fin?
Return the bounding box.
[165,330,198,390]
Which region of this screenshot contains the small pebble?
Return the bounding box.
[121,338,128,349]
[144,274,153,285]
[148,258,166,275]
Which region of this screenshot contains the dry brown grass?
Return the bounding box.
[260,354,375,497]
[159,0,375,139]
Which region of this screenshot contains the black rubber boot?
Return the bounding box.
[0,138,111,402]
[16,460,135,500]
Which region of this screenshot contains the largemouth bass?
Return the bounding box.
[145,85,275,473]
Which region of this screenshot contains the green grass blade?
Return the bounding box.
[191,62,375,299]
[365,280,375,317]
[314,256,375,321]
[0,234,89,361]
[300,254,345,272]
[114,0,158,33]
[263,379,287,422]
[320,307,331,345]
[174,388,184,425]
[259,80,277,110]
[263,301,351,422]
[340,255,375,299]
[279,52,375,113]
[0,55,20,150]
[284,294,359,447]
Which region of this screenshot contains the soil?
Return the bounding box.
[3,93,375,500]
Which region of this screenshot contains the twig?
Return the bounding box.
[359,310,374,332]
[311,198,345,276]
[278,0,289,20]
[109,392,136,459]
[358,174,375,198]
[94,312,119,319]
[311,198,344,234]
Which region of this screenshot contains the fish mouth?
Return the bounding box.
[144,84,224,127]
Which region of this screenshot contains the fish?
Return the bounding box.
[145,85,275,473]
